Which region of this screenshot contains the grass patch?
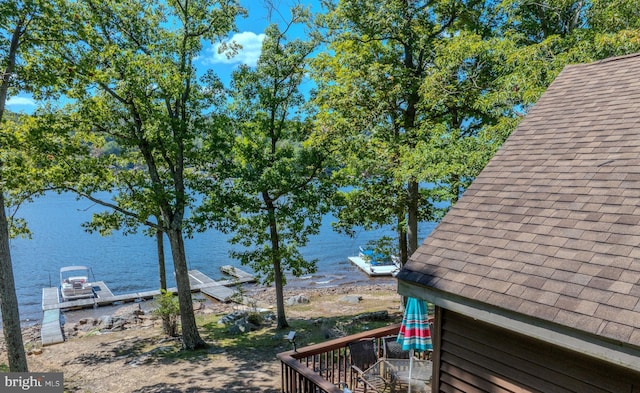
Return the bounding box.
[133,293,401,364]
[197,310,397,354]
[0,364,8,372]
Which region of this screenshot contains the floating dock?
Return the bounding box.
[221,265,255,281]
[41,268,254,346]
[348,256,400,277]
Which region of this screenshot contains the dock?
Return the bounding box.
[221,265,255,282]
[348,256,400,277]
[41,309,64,345]
[41,268,254,346]
[189,269,236,302]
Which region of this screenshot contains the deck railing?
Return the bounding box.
[277,324,401,393]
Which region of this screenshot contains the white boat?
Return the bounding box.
[59,266,95,301]
[348,247,400,277]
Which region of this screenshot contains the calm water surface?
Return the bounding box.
[7,192,436,324]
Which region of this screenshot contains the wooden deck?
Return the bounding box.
[41,268,254,346]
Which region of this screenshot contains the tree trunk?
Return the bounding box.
[0,15,28,373]
[165,228,206,350]
[156,225,173,334]
[0,192,28,372]
[156,225,167,291]
[273,257,288,329]
[397,213,408,265]
[268,205,288,329]
[407,180,419,256]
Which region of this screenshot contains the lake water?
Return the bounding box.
[7,192,436,324]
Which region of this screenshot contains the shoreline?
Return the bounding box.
[6,281,399,347]
[15,277,397,329]
[2,281,401,392]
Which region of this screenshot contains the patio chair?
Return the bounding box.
[382,336,433,392]
[348,339,389,392]
[382,335,410,359]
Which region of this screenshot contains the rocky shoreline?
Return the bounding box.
[6,282,399,355]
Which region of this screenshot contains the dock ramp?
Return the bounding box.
[41,309,64,346]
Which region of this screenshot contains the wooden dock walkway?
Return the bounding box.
[41,309,64,346]
[41,268,254,346]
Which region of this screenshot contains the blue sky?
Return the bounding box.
[7,0,319,113]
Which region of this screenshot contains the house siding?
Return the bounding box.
[437,309,640,393]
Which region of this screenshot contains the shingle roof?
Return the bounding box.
[397,53,640,347]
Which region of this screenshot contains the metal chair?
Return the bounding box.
[348,339,389,392]
[382,335,410,359]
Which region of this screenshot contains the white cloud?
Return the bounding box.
[208,31,266,67]
[6,96,36,106]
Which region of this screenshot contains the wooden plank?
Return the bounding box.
[443,311,640,393]
[201,285,236,302]
[92,281,114,298]
[42,287,59,309]
[41,309,64,346]
[220,265,255,283]
[43,290,158,311]
[189,270,216,285]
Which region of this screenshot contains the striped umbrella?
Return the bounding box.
[397,297,432,393]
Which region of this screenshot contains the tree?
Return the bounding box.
[314,0,640,265]
[312,0,480,262]
[415,0,640,203]
[0,6,27,368]
[41,0,243,350]
[495,0,640,101]
[0,0,65,372]
[198,6,331,329]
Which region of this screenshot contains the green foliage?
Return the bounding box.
[154,290,180,337]
[0,108,111,238]
[195,6,329,329]
[313,0,486,257]
[312,0,640,259]
[199,312,393,352]
[35,0,243,237]
[2,0,640,352]
[246,311,264,326]
[33,0,246,350]
[362,236,398,262]
[200,7,329,286]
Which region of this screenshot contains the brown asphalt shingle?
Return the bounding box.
[397,54,640,347]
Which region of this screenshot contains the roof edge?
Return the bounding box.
[398,280,640,374]
[568,52,640,69]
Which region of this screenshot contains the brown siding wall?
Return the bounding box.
[437,310,640,393]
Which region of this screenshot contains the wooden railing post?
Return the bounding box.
[277,324,401,393]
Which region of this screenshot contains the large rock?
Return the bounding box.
[286,294,310,306]
[98,316,114,329]
[340,295,362,304]
[218,310,247,325]
[227,319,259,335]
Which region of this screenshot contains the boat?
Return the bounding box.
[348,246,400,277]
[59,266,95,301]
